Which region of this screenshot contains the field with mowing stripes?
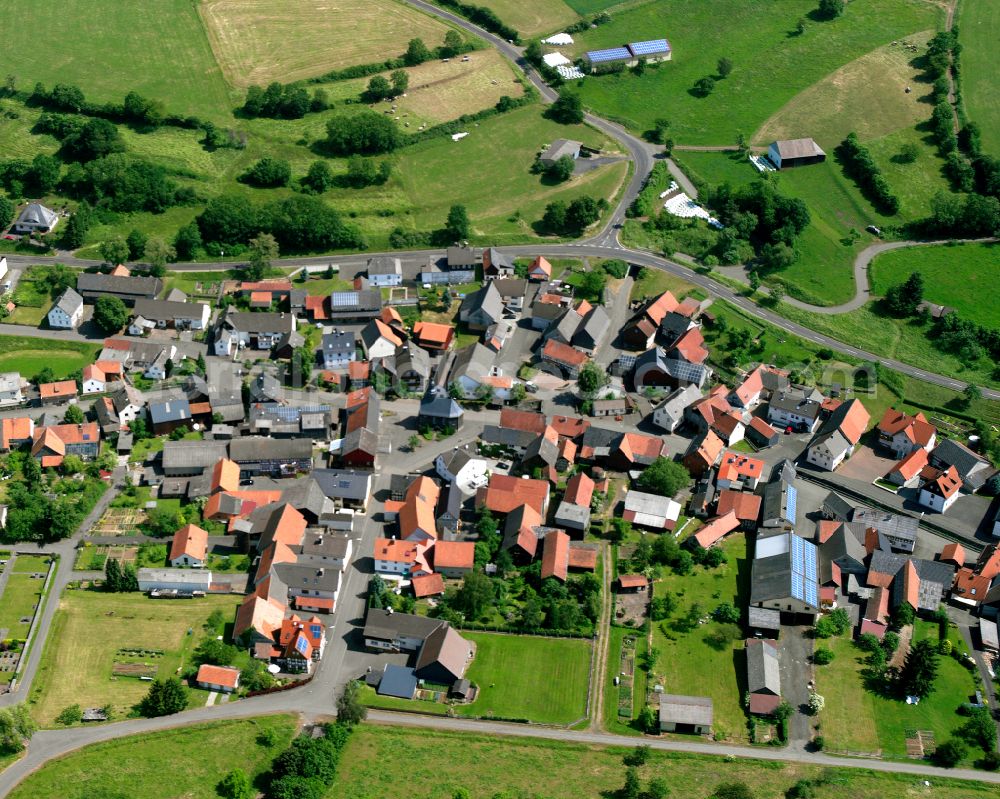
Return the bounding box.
[472,0,579,37]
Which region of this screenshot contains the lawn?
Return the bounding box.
[472,0,579,37]
[571,0,940,143]
[958,0,1000,156]
[30,591,240,726]
[457,632,592,724]
[0,574,45,639]
[816,621,980,762]
[0,0,236,124]
[869,241,1000,328]
[330,724,1000,799]
[649,534,749,742]
[200,0,456,88]
[0,337,99,381]
[360,683,450,715]
[160,270,232,301]
[7,716,296,799]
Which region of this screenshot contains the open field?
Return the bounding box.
[7,716,296,799]
[0,0,235,123]
[753,32,935,145]
[473,0,579,37]
[0,337,99,381]
[816,621,979,762]
[331,724,1000,799]
[457,632,592,724]
[650,535,749,743]
[958,0,1000,155]
[30,591,240,726]
[571,0,940,144]
[870,241,1000,328]
[200,0,455,88]
[0,575,45,639]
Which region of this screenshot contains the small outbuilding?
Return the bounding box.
[539,139,582,168]
[659,693,713,735]
[195,663,241,693]
[768,138,826,170]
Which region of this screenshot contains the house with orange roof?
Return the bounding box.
[81,364,107,395]
[31,422,100,466]
[373,537,433,577]
[746,416,780,449]
[670,327,709,365]
[234,594,287,644]
[541,338,587,377]
[806,399,870,472]
[431,541,475,578]
[0,416,34,452]
[304,295,328,321]
[541,529,570,581]
[528,256,552,281]
[360,318,403,359]
[549,414,590,439]
[877,409,936,459]
[918,464,962,513]
[211,458,241,494]
[479,473,550,516]
[348,360,370,389]
[195,663,241,693]
[555,471,595,534]
[610,431,666,470]
[939,542,966,568]
[884,448,929,488]
[568,543,598,572]
[622,291,678,350]
[729,366,766,409]
[501,504,544,561]
[684,429,725,477]
[169,524,209,567]
[399,476,439,542]
[716,491,761,531]
[412,573,445,598]
[277,615,326,672]
[239,278,292,298]
[717,453,765,491]
[412,321,455,352]
[692,511,739,548]
[38,380,78,405]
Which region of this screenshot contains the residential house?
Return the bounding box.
[750,532,821,620]
[366,256,403,287]
[0,416,33,452]
[482,248,515,280]
[148,398,192,435]
[745,416,780,449]
[276,616,326,673]
[633,346,711,392]
[412,322,455,352]
[659,694,713,735]
[528,256,552,282]
[479,474,550,516]
[130,298,211,332]
[608,431,665,471]
[683,429,725,477]
[435,446,489,494]
[622,489,681,532]
[195,664,240,693]
[360,319,403,360]
[623,291,677,350]
[248,404,333,438]
[76,273,162,306]
[214,311,296,356]
[767,389,823,433]
[363,609,474,685]
[450,343,501,399]
[375,345,432,393]
[169,524,209,567]
[540,338,587,378]
[716,490,761,531]
[877,409,936,459]
[919,465,963,513]
[716,453,765,491]
[312,469,373,512]
[572,305,611,354]
[31,422,100,467]
[418,385,464,430]
[459,282,504,332]
[555,471,595,535]
[806,399,869,472]
[501,504,545,561]
[729,366,766,410]
[398,476,439,542]
[13,202,58,234]
[81,364,108,394]
[746,638,782,715]
[0,373,25,406]
[47,288,84,329]
[885,448,930,488]
[348,360,370,390]
[652,384,702,432]
[432,541,476,579]
[38,380,78,406]
[929,438,993,493]
[338,388,381,469]
[322,330,356,370]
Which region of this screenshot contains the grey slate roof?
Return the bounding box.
[450,343,496,384]
[312,469,372,502]
[133,298,206,321]
[323,330,356,358]
[931,438,991,488]
[53,287,83,317]
[76,273,162,297]
[460,282,504,326]
[17,202,58,228]
[822,491,854,522]
[748,606,781,631]
[769,390,822,421]
[480,425,538,450]
[161,440,228,471]
[363,608,443,642]
[659,694,713,726]
[573,305,610,349]
[367,256,402,276]
[230,437,312,462]
[419,386,463,420]
[223,311,295,335]
[746,638,781,695]
[149,398,192,425]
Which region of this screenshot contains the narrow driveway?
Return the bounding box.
[778,625,814,750]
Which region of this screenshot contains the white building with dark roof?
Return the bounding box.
[47,288,84,329]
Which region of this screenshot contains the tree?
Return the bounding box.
[603,259,628,278]
[143,238,174,276]
[63,404,84,425]
[896,142,920,163]
[817,0,845,18]
[897,638,939,699]
[624,744,650,766]
[93,296,128,334]
[336,679,367,726]
[346,155,379,188]
[892,601,916,628]
[549,92,584,124]
[126,228,148,262]
[62,118,125,162]
[218,768,253,799]
[405,38,431,66]
[196,637,239,666]
[0,705,36,753]
[577,361,609,397]
[241,157,291,188]
[303,160,334,194]
[717,57,734,78]
[957,707,996,752]
[55,704,83,726]
[29,153,61,194]
[509,382,527,404]
[635,457,691,497]
[647,778,669,799]
[713,602,740,624]
[245,232,278,282]
[932,738,967,768]
[0,196,13,230]
[174,222,202,260]
[813,647,835,665]
[445,204,471,241]
[390,69,409,97]
[964,383,982,406]
[455,569,494,620]
[565,196,604,232]
[441,29,464,57]
[543,200,567,232]
[694,76,716,96]
[711,782,754,799]
[547,154,575,183]
[883,271,924,316]
[323,112,401,155]
[364,75,392,102]
[62,203,92,249]
[138,677,188,717]
[807,693,825,714]
[621,766,641,799]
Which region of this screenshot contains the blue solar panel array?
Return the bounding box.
[587,46,632,63]
[785,484,797,523]
[259,404,330,421]
[628,39,670,56]
[330,291,360,307]
[790,534,819,608]
[296,634,309,654]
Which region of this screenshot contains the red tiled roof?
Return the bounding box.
[747,416,778,439]
[169,523,208,563]
[541,529,570,581]
[269,504,307,546]
[82,364,105,383]
[529,256,552,278]
[671,327,708,364]
[940,542,966,567]
[211,458,240,494]
[94,360,124,376]
[413,322,454,347]
[836,399,870,446]
[240,279,292,293]
[675,297,700,317]
[500,408,547,435]
[412,573,445,598]
[373,318,404,347]
[716,490,761,522]
[749,693,782,715]
[887,448,929,482]
[39,380,78,400]
[618,574,649,589]
[717,453,764,484]
[878,409,936,447]
[549,415,590,438]
[564,472,595,507]
[380,306,403,326]
[568,544,597,571]
[109,264,131,277]
[1,417,33,450]
[925,464,962,499]
[481,474,549,515]
[304,295,328,319]
[33,422,99,449]
[817,520,840,544]
[733,367,764,405]
[693,511,739,548]
[196,663,240,689]
[645,291,678,325]
[432,541,475,570]
[901,560,920,609]
[542,338,587,367]
[953,567,991,603]
[348,360,369,379]
[249,291,271,306]
[977,545,1000,581]
[399,476,439,540]
[617,432,664,462]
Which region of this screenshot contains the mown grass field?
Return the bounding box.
[815,621,979,762]
[30,591,240,726]
[7,716,296,799]
[571,0,940,143]
[870,241,1000,328]
[0,338,100,381]
[0,575,45,640]
[650,535,749,743]
[200,0,455,88]
[474,0,579,37]
[958,0,1000,156]
[331,724,1000,799]
[0,0,235,123]
[457,632,592,724]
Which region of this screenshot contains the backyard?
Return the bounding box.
[29,591,240,726]
[648,534,749,743]
[0,337,100,381]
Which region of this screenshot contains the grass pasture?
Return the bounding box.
[7,716,297,799]
[0,337,99,381]
[870,241,1000,328]
[571,0,941,144]
[332,724,1000,799]
[457,632,592,724]
[0,0,234,123]
[200,0,455,88]
[958,0,1000,156]
[30,591,240,726]
[473,0,579,37]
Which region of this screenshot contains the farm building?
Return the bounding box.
[539,139,582,167]
[767,138,826,170]
[583,46,634,72]
[137,568,212,593]
[195,664,240,693]
[659,694,712,735]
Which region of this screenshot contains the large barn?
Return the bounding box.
[768,138,826,169]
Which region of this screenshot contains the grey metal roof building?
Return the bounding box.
[312,469,372,506]
[573,305,611,352]
[76,273,162,304]
[746,638,781,696]
[850,508,918,553]
[161,440,228,475]
[751,532,820,615]
[328,289,382,319]
[149,398,192,427]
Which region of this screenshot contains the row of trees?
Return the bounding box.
[542,195,607,234]
[27,83,192,131]
[321,111,402,156]
[836,132,900,214]
[242,82,330,120]
[362,70,409,103]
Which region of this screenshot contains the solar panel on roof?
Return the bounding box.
[628,39,670,56]
[664,359,705,383]
[296,635,309,654]
[331,292,360,307]
[786,484,797,521]
[587,47,632,63]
